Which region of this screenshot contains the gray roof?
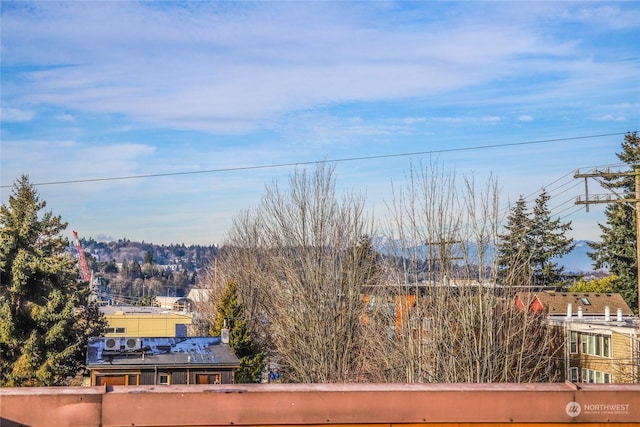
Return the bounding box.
[86,336,240,368]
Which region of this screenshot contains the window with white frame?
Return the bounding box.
[569,367,579,382]
[158,373,170,385]
[570,331,578,354]
[580,333,611,358]
[581,368,612,383]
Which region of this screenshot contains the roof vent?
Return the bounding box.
[221,319,230,344]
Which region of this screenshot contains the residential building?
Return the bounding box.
[100,305,193,337]
[560,317,640,384]
[154,295,194,312]
[85,336,240,386]
[517,291,639,384]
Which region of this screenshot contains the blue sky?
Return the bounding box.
[1,1,639,245]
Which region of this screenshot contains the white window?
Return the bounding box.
[580,333,611,358]
[570,331,578,354]
[603,335,611,358]
[158,373,170,385]
[580,368,612,383]
[569,367,579,382]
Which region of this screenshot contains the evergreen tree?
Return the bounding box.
[589,132,639,312]
[143,250,154,265]
[496,196,532,286]
[130,260,142,280]
[496,192,573,287]
[528,190,574,287]
[0,175,106,386]
[121,259,130,277]
[211,280,264,383]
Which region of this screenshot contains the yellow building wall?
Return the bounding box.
[611,332,638,383]
[104,313,193,337]
[572,330,639,384]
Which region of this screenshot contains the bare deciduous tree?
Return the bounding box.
[214,164,378,382]
[370,160,562,383]
[200,160,562,383]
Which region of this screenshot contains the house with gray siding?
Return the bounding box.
[85,336,240,386]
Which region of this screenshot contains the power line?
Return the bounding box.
[1,131,627,188]
[560,205,588,222]
[549,195,578,213]
[514,162,627,208]
[550,181,583,203]
[499,159,631,218]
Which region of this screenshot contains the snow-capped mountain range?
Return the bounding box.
[373,238,600,275]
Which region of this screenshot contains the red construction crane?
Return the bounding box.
[72,230,91,282]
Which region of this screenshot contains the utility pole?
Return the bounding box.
[424,239,463,284]
[575,167,640,311]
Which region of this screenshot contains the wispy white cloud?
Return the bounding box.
[55,113,76,122]
[563,4,640,30]
[1,107,36,122]
[1,139,155,185]
[4,1,628,134]
[1,1,637,244]
[597,114,626,122]
[430,116,502,125]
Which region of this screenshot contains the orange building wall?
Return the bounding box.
[1,383,639,427]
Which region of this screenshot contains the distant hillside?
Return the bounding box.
[373,237,601,275]
[75,237,218,272]
[69,237,219,304]
[74,236,598,281]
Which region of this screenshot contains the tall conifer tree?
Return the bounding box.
[496,196,532,286]
[496,191,573,287]
[528,190,574,286]
[0,175,106,386]
[211,279,264,383]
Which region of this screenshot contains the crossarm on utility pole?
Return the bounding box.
[574,167,640,312]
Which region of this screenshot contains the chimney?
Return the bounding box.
[578,307,583,318]
[605,306,611,321]
[617,308,623,322]
[221,318,230,344]
[566,303,573,319]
